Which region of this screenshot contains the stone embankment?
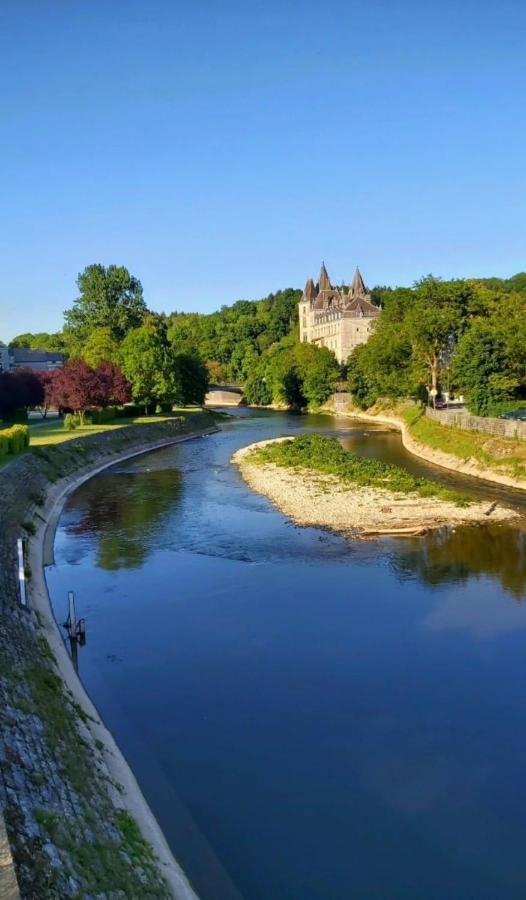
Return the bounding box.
[233,439,517,537]
[426,405,526,441]
[330,394,526,491]
[0,416,216,899]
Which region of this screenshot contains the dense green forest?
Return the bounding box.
[348,273,526,416]
[6,264,526,415]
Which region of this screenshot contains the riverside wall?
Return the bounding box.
[333,392,526,441]
[0,416,215,899]
[328,393,526,491]
[425,406,526,441]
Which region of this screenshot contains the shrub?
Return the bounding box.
[63,414,80,431]
[88,406,118,424]
[0,423,30,456]
[115,404,144,418]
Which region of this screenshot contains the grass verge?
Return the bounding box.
[28,408,205,447]
[400,405,526,479]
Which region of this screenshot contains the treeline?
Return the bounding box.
[8,263,525,419]
[348,274,526,416]
[6,264,340,413]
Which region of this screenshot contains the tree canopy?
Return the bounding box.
[347,273,526,415]
[245,336,340,409]
[64,264,147,345]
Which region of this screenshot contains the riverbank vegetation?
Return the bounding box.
[401,405,526,479]
[348,273,526,416]
[251,434,470,506]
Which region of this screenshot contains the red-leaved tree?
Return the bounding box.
[50,360,104,424]
[35,370,57,418]
[0,369,44,421]
[96,362,131,406]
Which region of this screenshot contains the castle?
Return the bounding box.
[298,263,380,364]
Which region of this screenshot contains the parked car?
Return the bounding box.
[434,398,447,410]
[500,408,526,421]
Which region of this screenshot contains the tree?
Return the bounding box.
[405,277,471,397]
[120,321,175,413]
[165,288,302,383]
[244,336,338,409]
[0,369,44,421]
[245,370,273,406]
[13,368,45,410]
[51,360,104,424]
[81,327,121,368]
[9,332,67,353]
[206,360,227,383]
[172,353,209,406]
[36,370,57,418]
[451,292,526,415]
[293,343,340,407]
[65,264,146,343]
[345,278,475,408]
[95,362,132,406]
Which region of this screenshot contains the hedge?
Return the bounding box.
[85,407,119,425]
[85,406,145,424]
[0,424,30,459]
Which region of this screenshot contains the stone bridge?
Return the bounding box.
[205,383,245,407]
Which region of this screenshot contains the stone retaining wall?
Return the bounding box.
[0,416,213,898]
[331,392,354,413]
[425,407,526,440]
[205,389,243,407]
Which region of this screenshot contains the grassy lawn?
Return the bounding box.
[28,408,204,447]
[29,415,165,446]
[401,405,526,479]
[0,409,209,469]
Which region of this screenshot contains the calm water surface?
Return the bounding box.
[46,410,526,899]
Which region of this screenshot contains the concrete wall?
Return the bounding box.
[425,407,526,441]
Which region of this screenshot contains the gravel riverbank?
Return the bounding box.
[233,439,518,536]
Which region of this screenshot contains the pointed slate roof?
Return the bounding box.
[350,267,367,298]
[303,278,317,303]
[317,262,331,292]
[344,296,380,318]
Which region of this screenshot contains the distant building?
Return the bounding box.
[0,347,63,373]
[298,263,380,365]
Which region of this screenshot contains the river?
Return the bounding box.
[46,409,526,900]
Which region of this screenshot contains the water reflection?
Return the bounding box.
[65,467,183,570]
[48,410,526,899]
[392,523,526,601]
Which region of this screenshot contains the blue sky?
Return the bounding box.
[2,0,525,340]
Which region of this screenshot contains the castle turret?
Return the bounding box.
[303,277,317,304]
[317,262,331,293]
[349,267,367,298]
